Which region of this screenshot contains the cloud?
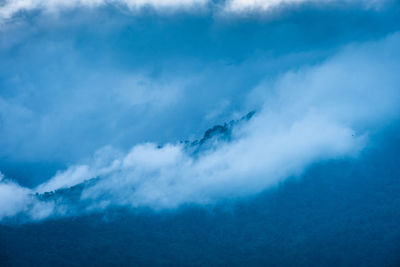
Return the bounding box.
[0,175,54,221]
[1,0,397,181]
[0,0,388,22]
[36,165,92,193]
[0,68,186,173]
[50,33,400,208]
[0,0,208,21]
[1,32,399,221]
[0,179,31,219]
[224,0,387,13]
[226,0,316,12]
[81,116,364,209]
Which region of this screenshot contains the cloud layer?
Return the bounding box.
[225,0,386,12]
[0,0,388,22]
[1,32,399,220]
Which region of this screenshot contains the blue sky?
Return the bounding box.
[1,0,400,220]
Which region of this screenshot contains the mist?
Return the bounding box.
[1,31,400,220]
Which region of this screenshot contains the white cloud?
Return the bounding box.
[0,0,387,22]
[224,0,382,12]
[77,33,400,209]
[36,165,92,193]
[78,105,365,209]
[1,33,399,220]
[225,0,311,12]
[0,173,57,220]
[0,178,31,219]
[0,0,208,21]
